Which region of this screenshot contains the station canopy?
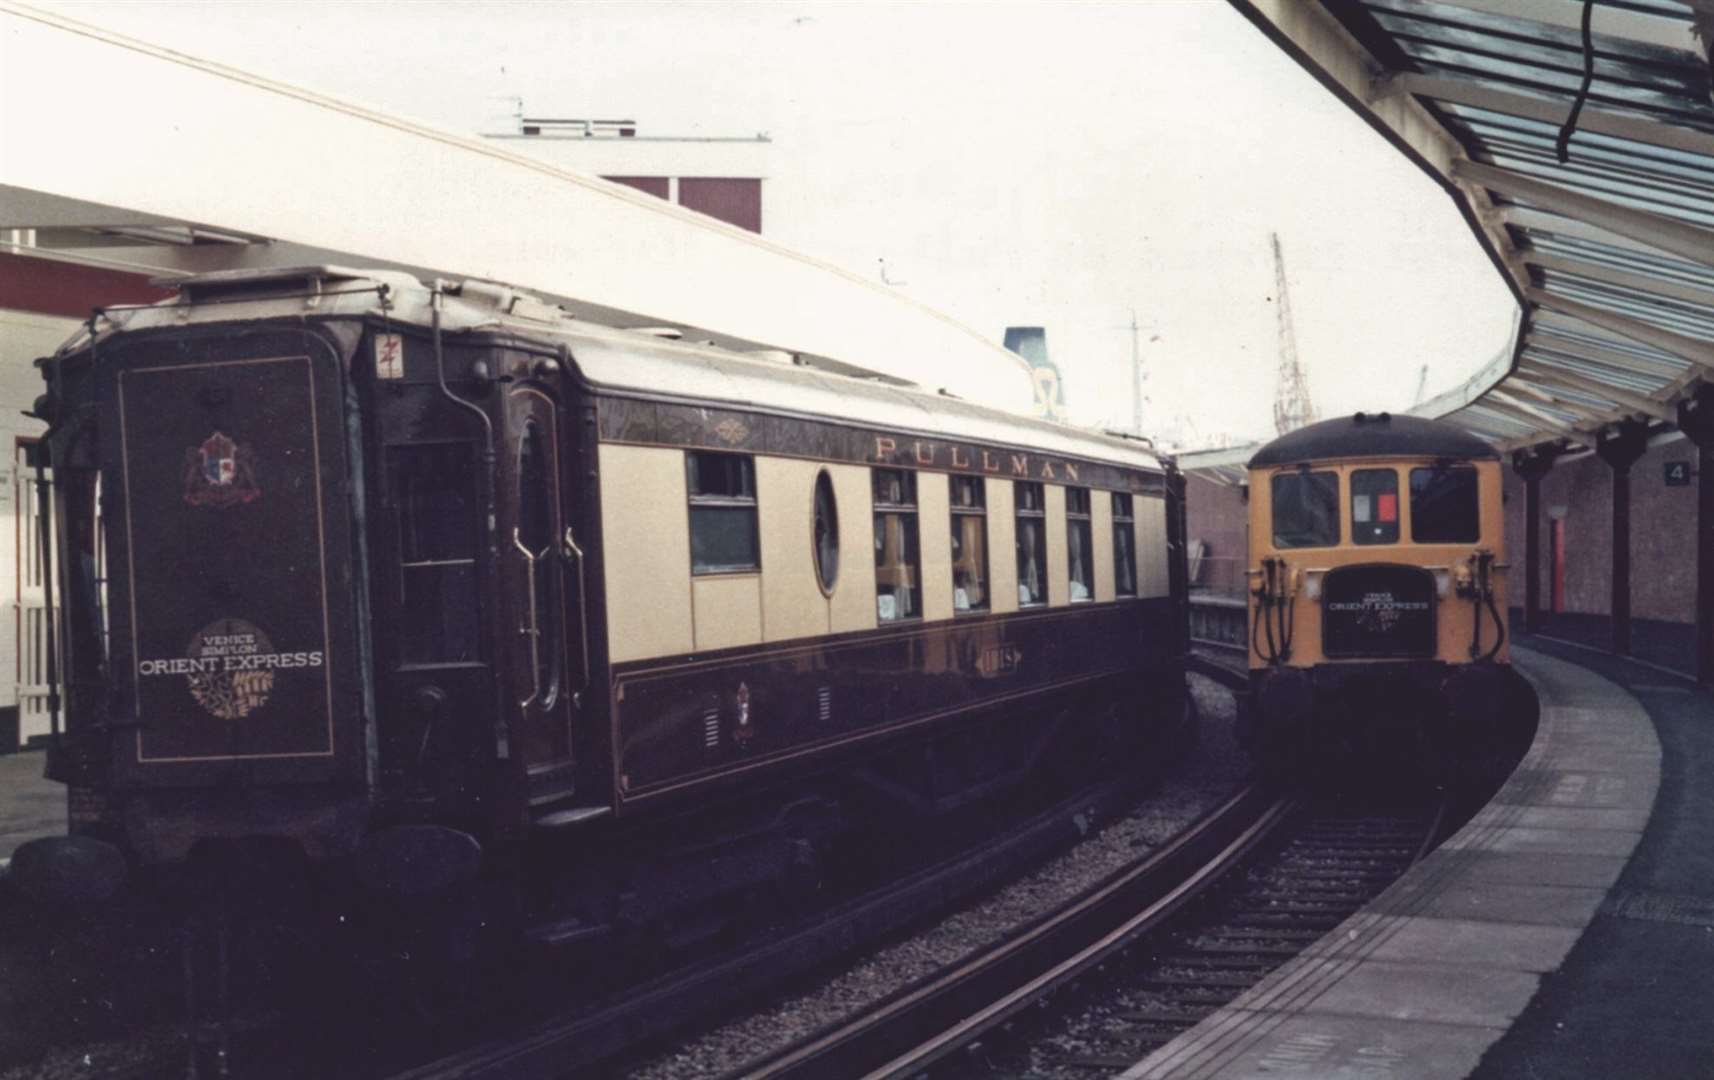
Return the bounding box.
[1190,0,1714,484]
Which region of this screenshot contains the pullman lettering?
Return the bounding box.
[869,434,1086,485]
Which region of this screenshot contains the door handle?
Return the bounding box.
[512,527,547,709]
[562,526,592,704]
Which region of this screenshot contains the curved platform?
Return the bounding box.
[1125,642,1712,1079]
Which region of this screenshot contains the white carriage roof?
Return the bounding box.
[78,265,1166,477]
[1191,0,1714,486]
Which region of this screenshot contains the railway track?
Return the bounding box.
[724,788,1448,1080]
[376,777,1138,1080]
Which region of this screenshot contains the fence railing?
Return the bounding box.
[1187,554,1248,653]
[1188,554,1247,601]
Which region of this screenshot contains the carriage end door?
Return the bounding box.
[504,386,579,798]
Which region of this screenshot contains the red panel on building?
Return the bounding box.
[602,176,670,200]
[0,252,172,319]
[678,178,762,234]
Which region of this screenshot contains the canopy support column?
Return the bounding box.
[1597,421,1652,656]
[1679,387,1714,689]
[1512,446,1562,634]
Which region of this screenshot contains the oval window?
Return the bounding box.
[813,470,839,592]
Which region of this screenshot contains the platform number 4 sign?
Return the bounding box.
[1665,460,1692,487]
[375,333,404,380]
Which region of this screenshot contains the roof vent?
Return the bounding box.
[746,349,793,365]
[633,327,684,340]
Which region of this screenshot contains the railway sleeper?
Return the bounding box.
[1247,891,1364,905]
[1119,1006,1216,1025]
[1286,851,1417,864]
[1222,914,1344,931]
[1299,818,1427,832]
[1059,1051,1165,1070]
[1135,972,1262,991]
[1263,875,1399,892]
[1295,830,1422,843]
[1186,940,1307,957]
[1283,842,1417,856]
[1200,924,1327,939]
[1156,962,1275,982]
[1258,868,1400,883]
[1233,900,1355,915]
[1254,891,1384,905]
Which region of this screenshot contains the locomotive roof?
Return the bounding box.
[63,265,1166,476]
[1248,413,1499,469]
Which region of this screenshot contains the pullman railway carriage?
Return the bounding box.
[16,266,1191,943]
[1239,412,1535,783]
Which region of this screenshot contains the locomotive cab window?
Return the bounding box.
[950,475,988,612]
[873,468,920,621]
[1350,468,1399,545]
[1066,487,1094,601]
[1411,465,1480,543]
[389,442,481,664]
[1015,480,1047,606]
[687,452,760,574]
[1112,493,1136,597]
[1271,470,1339,549]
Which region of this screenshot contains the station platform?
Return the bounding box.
[1514,609,1701,686]
[1127,640,1713,1079]
[0,750,65,868]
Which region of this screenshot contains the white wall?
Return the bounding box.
[0,308,71,724]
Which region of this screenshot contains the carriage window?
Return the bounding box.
[389,442,480,663]
[1112,492,1137,597]
[1271,471,1339,549]
[813,469,839,592]
[1015,480,1047,606]
[1350,468,1399,545]
[1066,487,1094,602]
[950,475,988,612]
[1411,465,1481,543]
[687,452,760,573]
[873,468,920,621]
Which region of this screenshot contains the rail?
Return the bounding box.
[724,785,1292,1080]
[382,779,1136,1080]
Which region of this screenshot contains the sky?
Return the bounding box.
[38,0,1519,448]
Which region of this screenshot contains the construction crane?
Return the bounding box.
[1270,232,1317,436]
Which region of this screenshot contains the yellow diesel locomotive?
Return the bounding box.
[1239,412,1535,782]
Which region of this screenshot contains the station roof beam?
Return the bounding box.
[1187,0,1714,479]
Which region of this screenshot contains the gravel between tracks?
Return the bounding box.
[629,673,1245,1080]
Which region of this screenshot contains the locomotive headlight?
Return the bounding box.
[1453,562,1476,598]
[1432,569,1452,598]
[1303,570,1324,600]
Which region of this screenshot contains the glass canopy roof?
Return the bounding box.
[1189,0,1713,482]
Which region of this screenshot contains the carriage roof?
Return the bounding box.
[1248,413,1498,469]
[71,265,1167,477]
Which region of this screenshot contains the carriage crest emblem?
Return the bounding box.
[183,431,260,507]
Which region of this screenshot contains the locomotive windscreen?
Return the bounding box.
[1321,564,1436,658]
[113,352,348,768]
